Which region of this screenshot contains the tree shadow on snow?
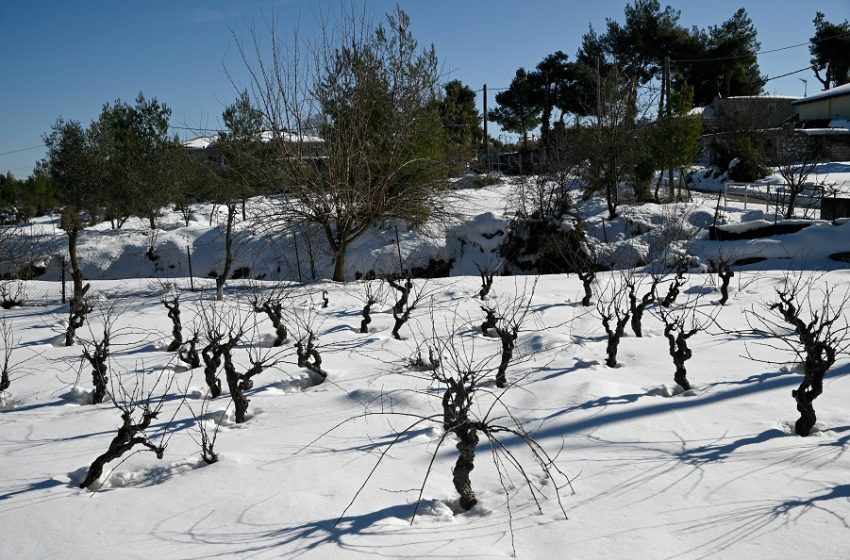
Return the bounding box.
[510,362,850,448]
[668,483,850,559]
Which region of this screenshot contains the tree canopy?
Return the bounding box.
[810,12,850,90]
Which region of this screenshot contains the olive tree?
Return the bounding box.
[41,119,102,345]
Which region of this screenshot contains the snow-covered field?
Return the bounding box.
[2,177,850,559]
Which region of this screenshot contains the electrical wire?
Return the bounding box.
[0,144,46,157]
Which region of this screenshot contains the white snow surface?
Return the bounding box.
[2,178,850,559]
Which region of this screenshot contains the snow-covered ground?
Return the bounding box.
[2,177,850,559]
[10,167,850,295]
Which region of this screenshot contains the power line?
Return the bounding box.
[672,29,850,63]
[0,144,46,157]
[764,65,815,83]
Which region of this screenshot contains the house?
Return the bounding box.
[793,83,850,123]
[793,83,850,161]
[696,95,798,165]
[700,95,797,134]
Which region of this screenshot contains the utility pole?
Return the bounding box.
[596,58,602,125]
[482,83,489,172]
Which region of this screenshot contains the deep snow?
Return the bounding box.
[2,176,850,559]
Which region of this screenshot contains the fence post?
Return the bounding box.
[60,255,66,304]
[293,231,303,284]
[186,245,194,292]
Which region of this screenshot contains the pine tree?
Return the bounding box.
[810,12,850,89]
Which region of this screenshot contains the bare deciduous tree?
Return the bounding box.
[79,305,122,405]
[625,271,658,337]
[358,280,386,334]
[492,280,536,387]
[239,6,453,281]
[747,273,850,436]
[198,304,246,398]
[249,284,292,346]
[310,319,573,555]
[1,317,15,395]
[708,247,737,306]
[161,293,183,352]
[222,336,284,424]
[597,278,631,368]
[78,369,176,490]
[178,326,202,370]
[772,130,822,220]
[661,255,689,308]
[655,296,713,392]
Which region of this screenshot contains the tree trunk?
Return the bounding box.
[719,268,734,305]
[495,330,515,388]
[793,366,825,436]
[332,248,346,282]
[673,361,690,391]
[215,204,236,301]
[360,301,373,334]
[453,424,479,511]
[785,188,799,220]
[65,226,89,347]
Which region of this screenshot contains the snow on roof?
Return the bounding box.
[182,136,218,149]
[182,131,323,149]
[688,105,716,118]
[801,127,850,136]
[724,95,798,100]
[793,82,850,105]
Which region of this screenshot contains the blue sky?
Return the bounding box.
[2,0,848,177]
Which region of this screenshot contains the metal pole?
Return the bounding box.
[395,225,404,274]
[60,255,66,304]
[293,231,303,284]
[186,245,194,292]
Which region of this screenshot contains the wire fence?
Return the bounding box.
[0,218,353,309]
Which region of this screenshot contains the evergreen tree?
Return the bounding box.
[210,91,265,300]
[810,12,850,90]
[97,93,176,229]
[603,0,690,84]
[529,51,579,149]
[490,68,542,148]
[647,84,703,200]
[438,80,482,170]
[678,9,765,105]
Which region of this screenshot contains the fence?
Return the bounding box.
[702,181,827,224]
[0,218,357,309]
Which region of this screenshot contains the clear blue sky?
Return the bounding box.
[2,0,848,177]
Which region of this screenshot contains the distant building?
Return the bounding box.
[696,95,797,165]
[182,130,324,164]
[700,95,797,134]
[793,83,850,124]
[794,84,850,161]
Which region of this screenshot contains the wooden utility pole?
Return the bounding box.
[596,58,602,123]
[665,55,675,198]
[482,83,489,171]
